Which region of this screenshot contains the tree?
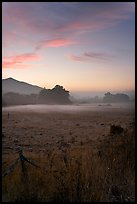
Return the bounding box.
[103,92,130,102]
[3,92,38,105]
[104,92,114,102]
[38,85,72,104]
[2,98,7,106]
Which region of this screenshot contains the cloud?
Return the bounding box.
[2,2,134,66]
[2,53,41,69]
[68,52,111,63]
[36,38,76,50]
[84,52,110,59]
[3,2,134,42]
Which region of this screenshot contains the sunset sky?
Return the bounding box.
[2,2,135,93]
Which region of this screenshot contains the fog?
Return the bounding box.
[2,103,134,114]
[71,90,135,99]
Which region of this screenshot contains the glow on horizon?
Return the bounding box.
[2,2,135,92]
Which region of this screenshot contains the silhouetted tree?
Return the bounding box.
[114,93,130,102]
[103,92,130,102]
[38,85,72,104]
[3,92,38,105]
[2,98,7,106]
[3,85,72,106]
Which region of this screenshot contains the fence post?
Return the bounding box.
[18,148,29,199]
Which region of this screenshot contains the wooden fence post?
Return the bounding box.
[18,148,29,199]
[19,149,28,182]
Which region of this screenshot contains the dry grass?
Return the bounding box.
[2,106,135,202]
[97,124,135,202]
[2,124,135,202]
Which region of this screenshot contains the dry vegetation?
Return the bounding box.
[2,105,135,202]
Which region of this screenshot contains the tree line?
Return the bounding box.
[2,85,72,106]
[2,88,131,107]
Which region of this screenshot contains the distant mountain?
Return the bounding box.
[2,77,43,95]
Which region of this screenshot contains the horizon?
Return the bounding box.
[2,2,135,92]
[2,77,135,98]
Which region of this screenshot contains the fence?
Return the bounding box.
[2,147,42,180]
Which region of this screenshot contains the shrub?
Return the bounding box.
[110,125,124,135]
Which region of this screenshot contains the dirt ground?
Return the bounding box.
[2,103,135,156]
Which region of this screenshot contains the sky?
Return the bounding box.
[2,2,135,94]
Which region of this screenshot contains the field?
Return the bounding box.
[2,103,135,202]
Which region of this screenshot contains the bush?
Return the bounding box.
[110,125,124,135]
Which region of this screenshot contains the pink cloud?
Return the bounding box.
[3,3,134,33]
[2,3,134,51]
[68,52,111,63]
[2,53,41,69]
[36,38,76,50]
[60,21,107,34]
[84,52,110,59]
[68,55,86,62]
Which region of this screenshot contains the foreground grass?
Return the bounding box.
[2,125,135,202]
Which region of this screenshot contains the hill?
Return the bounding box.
[2,78,72,106]
[2,78,42,95]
